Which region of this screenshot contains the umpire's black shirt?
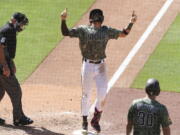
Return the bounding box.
[0,23,17,59]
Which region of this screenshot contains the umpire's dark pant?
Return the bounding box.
[0,63,24,120]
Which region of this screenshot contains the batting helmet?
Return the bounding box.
[145,78,160,96]
[12,12,29,31]
[89,9,104,23]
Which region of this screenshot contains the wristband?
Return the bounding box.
[123,29,128,35]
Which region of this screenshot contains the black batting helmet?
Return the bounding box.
[145,78,160,96]
[89,9,104,23]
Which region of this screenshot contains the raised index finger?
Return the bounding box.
[132,10,135,16]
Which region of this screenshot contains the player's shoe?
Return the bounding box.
[0,118,5,125]
[91,108,102,133]
[13,116,33,126]
[82,116,88,130]
[82,121,88,130]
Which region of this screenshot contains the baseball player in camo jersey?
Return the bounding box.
[126,78,172,135]
[60,8,137,132]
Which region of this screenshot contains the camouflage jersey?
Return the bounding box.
[128,97,172,135]
[68,25,122,60]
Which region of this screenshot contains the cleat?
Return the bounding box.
[91,108,102,133]
[0,118,5,125]
[82,121,88,130]
[91,121,101,133]
[13,116,33,126]
[82,116,88,130]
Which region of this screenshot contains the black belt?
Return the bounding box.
[84,58,104,64]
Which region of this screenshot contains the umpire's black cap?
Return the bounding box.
[12,12,29,25]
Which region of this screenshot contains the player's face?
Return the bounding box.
[92,21,102,28]
[146,94,157,100]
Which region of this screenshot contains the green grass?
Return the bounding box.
[0,0,95,82]
[131,14,180,92]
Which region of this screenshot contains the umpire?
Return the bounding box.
[0,12,33,126]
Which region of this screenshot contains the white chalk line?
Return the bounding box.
[31,111,79,118]
[90,0,174,112]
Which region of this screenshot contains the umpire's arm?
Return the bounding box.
[0,44,6,65]
[0,37,7,66]
[0,43,10,77]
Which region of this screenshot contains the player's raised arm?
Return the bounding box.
[0,38,10,77]
[119,11,137,37]
[60,8,69,36]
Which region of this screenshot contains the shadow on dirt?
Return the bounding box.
[0,124,65,135]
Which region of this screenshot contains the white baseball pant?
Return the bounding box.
[81,59,108,116]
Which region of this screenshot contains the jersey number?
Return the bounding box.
[137,112,154,127]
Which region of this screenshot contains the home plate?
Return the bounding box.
[72,129,100,135]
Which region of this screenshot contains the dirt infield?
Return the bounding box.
[0,0,180,134]
[101,88,180,135]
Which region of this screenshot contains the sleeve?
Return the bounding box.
[0,29,7,46]
[128,103,135,121]
[61,20,70,36]
[0,32,6,46]
[0,37,6,46]
[68,25,83,38]
[107,27,122,39]
[160,106,172,127]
